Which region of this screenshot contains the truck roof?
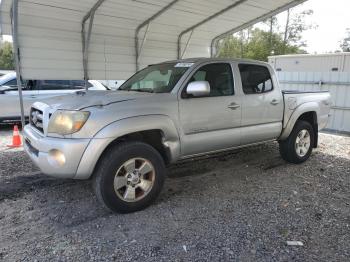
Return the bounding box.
[155,57,270,66]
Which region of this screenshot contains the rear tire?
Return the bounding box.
[279,120,315,164]
[93,141,166,213]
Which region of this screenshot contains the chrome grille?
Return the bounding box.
[30,107,44,133]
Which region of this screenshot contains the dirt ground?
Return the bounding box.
[0,126,349,261]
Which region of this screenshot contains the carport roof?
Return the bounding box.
[0,0,306,80]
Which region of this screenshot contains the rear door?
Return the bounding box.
[178,62,242,156]
[0,81,39,118]
[237,63,283,144]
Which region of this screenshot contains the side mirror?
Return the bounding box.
[186,81,210,97]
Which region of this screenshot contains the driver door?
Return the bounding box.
[178,63,242,156]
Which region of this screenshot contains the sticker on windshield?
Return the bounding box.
[175,63,194,68]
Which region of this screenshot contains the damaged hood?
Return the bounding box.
[39,90,153,111]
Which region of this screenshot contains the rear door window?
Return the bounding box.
[238,64,273,94]
[4,79,17,86]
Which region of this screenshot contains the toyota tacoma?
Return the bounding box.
[23,58,331,213]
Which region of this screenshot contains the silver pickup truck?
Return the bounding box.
[23,58,331,213]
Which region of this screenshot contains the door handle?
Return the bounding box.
[228,103,240,110]
[271,99,279,105]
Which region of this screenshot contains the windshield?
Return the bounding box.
[119,63,191,93]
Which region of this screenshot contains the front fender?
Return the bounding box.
[279,102,319,140]
[75,115,181,179]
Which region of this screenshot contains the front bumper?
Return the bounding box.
[23,125,91,179]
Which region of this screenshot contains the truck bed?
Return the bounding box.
[282,90,329,94]
[281,90,331,138]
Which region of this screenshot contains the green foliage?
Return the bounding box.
[218,8,314,61]
[218,35,243,59]
[0,41,15,70]
[218,28,305,61]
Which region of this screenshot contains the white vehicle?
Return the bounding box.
[0,73,109,123]
[0,70,14,77]
[98,80,125,90]
[0,71,17,86]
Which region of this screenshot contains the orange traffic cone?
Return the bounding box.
[7,125,22,148]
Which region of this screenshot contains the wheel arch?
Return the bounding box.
[75,115,181,179]
[280,102,319,145]
[297,111,318,148]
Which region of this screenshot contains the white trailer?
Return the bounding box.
[269,53,350,133]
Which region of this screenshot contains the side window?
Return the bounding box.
[5,79,17,86]
[238,64,273,94]
[184,63,234,97]
[192,70,206,81]
[1,78,26,89]
[71,80,92,89]
[39,80,71,90]
[26,80,37,90]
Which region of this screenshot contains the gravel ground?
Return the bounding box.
[0,125,349,261]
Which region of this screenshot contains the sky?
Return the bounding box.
[1,0,350,54]
[268,0,350,53]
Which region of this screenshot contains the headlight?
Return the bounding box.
[48,110,90,135]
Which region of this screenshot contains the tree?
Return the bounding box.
[265,16,278,54]
[217,7,314,60]
[283,9,291,52]
[282,9,316,52]
[218,35,243,59]
[0,41,15,70]
[339,28,350,52]
[217,28,305,61]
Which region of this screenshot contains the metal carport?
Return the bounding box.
[0,0,306,127]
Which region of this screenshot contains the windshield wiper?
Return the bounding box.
[133,89,154,93]
[119,88,154,93]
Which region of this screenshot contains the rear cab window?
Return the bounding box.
[238,64,273,94]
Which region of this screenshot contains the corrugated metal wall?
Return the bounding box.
[277,71,350,133]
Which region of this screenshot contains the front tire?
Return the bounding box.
[279,120,315,164]
[93,141,166,213]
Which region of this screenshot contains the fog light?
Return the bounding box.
[48,149,66,167]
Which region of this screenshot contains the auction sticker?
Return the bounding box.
[175,63,194,67]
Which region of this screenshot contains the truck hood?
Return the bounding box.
[38,90,152,111]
